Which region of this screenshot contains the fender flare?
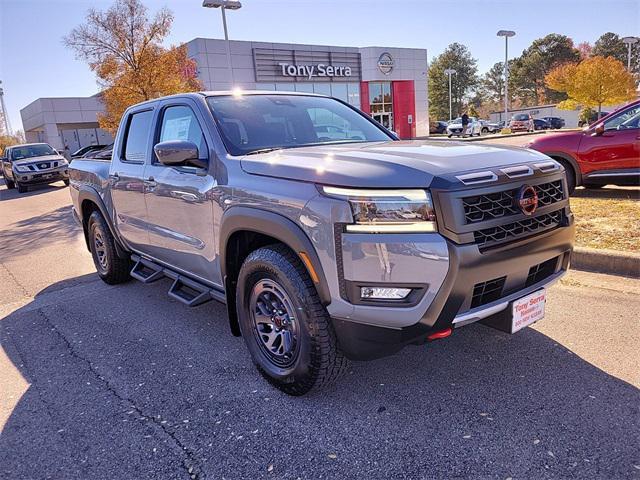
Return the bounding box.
[219,206,331,306]
[542,151,583,186]
[77,186,128,256]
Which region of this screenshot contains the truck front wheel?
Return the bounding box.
[236,244,348,395]
[87,211,131,285]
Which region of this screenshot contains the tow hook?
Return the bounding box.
[427,328,453,342]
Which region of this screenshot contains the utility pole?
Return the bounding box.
[444,69,456,121]
[497,30,515,124]
[202,0,243,88]
[0,81,12,136]
[622,37,638,71]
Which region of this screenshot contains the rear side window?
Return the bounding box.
[124,110,153,162]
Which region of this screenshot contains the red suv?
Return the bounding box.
[510,113,534,132]
[527,100,640,193]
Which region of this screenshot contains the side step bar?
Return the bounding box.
[130,254,225,307]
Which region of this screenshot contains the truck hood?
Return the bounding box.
[12,154,65,167]
[240,140,549,188]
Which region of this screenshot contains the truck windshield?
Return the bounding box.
[10,144,56,160]
[207,94,393,156]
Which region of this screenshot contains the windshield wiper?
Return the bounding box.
[245,147,284,156]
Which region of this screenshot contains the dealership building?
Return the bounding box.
[20,38,429,151]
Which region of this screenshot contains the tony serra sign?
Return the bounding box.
[279,63,352,79]
[253,47,361,82]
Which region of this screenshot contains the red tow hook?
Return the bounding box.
[427,327,453,342]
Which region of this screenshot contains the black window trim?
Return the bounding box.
[121,107,155,165]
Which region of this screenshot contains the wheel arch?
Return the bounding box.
[544,151,583,186]
[219,207,332,337]
[77,187,128,257]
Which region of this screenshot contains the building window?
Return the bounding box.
[369,82,392,114]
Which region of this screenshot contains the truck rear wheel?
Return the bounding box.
[236,244,348,396]
[87,211,131,285]
[16,182,27,193]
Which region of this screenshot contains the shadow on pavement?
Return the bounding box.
[0,176,69,200]
[573,186,639,200]
[0,206,80,261]
[0,274,638,479]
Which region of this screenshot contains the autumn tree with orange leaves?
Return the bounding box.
[64,0,201,133]
[545,56,636,116]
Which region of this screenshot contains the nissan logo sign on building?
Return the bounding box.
[377,52,394,75]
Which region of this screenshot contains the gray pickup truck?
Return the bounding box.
[2,143,70,193]
[69,91,575,395]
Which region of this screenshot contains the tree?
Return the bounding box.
[0,132,24,155]
[63,0,201,133]
[576,41,592,60]
[546,56,636,115]
[480,62,505,104]
[428,43,479,121]
[509,34,581,106]
[593,32,640,75]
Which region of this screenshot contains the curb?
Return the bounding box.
[571,247,640,278]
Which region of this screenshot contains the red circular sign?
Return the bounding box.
[517,185,539,215]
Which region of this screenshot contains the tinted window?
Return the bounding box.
[603,104,640,131]
[158,105,207,160]
[207,95,391,156]
[124,110,153,162]
[513,114,530,121]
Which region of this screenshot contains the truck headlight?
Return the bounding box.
[14,165,29,173]
[320,186,437,233]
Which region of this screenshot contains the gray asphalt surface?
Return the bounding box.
[1,179,639,480]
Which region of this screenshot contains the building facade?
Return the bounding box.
[186,38,429,138]
[20,96,113,153]
[19,38,429,147]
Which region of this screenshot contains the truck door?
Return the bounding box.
[143,101,219,286]
[109,108,153,251]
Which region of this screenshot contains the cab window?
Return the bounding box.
[157,105,208,162]
[603,104,640,131]
[124,110,153,162]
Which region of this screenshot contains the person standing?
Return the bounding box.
[461,111,470,138]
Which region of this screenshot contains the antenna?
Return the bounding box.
[0,80,13,136]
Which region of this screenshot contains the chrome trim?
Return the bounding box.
[456,171,498,185]
[452,269,566,328]
[501,165,533,178]
[587,172,638,178]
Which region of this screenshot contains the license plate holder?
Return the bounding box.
[511,288,546,333]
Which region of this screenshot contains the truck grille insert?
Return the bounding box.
[462,180,564,224]
[471,276,506,308]
[526,257,559,287]
[474,209,564,248]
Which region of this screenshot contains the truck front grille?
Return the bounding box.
[526,257,559,287]
[473,209,564,248]
[462,180,564,224]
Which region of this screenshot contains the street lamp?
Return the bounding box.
[202,0,242,88]
[622,36,638,71]
[497,30,515,124]
[444,68,456,121]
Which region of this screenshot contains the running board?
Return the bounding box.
[130,254,225,307]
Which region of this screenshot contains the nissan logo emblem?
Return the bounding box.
[377,52,394,75]
[516,185,539,215]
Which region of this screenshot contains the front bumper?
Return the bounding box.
[13,166,69,184]
[332,216,575,360]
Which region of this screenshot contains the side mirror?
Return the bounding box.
[592,124,605,136]
[154,140,206,169]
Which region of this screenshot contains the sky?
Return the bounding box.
[1,0,639,132]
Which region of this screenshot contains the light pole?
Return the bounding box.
[497,30,515,124]
[444,68,456,121]
[622,36,638,71]
[202,0,242,88]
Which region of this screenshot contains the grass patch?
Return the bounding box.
[570,187,639,252]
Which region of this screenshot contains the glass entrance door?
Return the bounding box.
[372,113,393,131]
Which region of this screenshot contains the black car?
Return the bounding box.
[533,119,550,130]
[430,120,448,134]
[71,144,108,159]
[541,117,565,129]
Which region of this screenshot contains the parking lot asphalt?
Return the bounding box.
[1,180,639,479]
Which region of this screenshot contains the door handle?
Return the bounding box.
[108,172,120,184]
[144,176,157,188]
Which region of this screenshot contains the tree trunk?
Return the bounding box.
[598,103,602,118]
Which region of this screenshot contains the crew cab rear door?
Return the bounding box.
[142,98,219,285]
[110,107,154,251]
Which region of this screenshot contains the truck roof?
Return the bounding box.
[129,90,327,109]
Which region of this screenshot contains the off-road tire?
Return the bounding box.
[236,244,348,396]
[5,178,15,189]
[87,211,131,285]
[16,182,27,193]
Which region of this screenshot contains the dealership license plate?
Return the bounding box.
[511,289,546,333]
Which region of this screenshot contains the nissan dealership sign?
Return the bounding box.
[377,52,394,75]
[279,63,353,79]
